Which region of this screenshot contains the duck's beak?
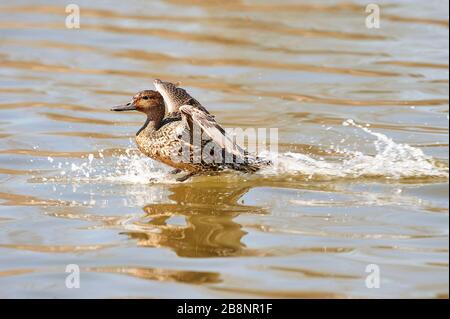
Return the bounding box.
[111,102,137,112]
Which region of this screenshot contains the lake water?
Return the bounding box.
[0,0,448,298]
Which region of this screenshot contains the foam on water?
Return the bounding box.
[261,119,448,180]
[46,121,448,185]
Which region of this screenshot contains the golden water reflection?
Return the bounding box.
[124,183,266,258]
[89,266,221,285]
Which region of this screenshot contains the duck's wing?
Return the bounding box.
[179,104,246,159]
[178,90,209,114]
[154,79,210,114]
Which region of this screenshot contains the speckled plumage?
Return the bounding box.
[154,79,208,115]
[112,88,266,180]
[136,115,260,174]
[154,79,250,160]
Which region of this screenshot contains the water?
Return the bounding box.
[0,0,448,298]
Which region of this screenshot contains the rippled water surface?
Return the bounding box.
[0,0,448,298]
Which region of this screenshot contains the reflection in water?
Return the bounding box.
[89,266,221,285]
[124,183,265,258]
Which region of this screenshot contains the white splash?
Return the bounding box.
[261,119,448,180]
[45,122,448,185]
[49,145,170,185]
[102,148,168,184]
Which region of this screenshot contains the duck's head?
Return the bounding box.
[111,90,165,117]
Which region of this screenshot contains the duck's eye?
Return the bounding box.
[142,96,149,100]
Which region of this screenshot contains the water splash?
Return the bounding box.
[262,119,448,180]
[45,122,448,185]
[47,144,170,185]
[100,148,168,184]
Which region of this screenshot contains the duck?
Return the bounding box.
[153,79,249,159]
[111,81,268,182]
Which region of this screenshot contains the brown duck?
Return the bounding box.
[111,81,268,182]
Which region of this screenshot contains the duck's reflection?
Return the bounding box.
[122,182,266,258]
